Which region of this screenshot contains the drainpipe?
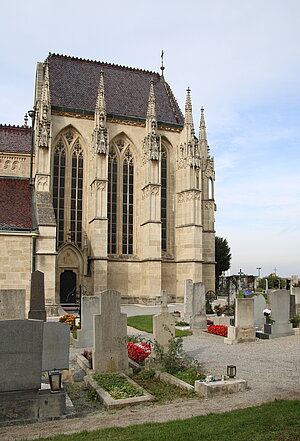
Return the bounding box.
[32,236,36,272]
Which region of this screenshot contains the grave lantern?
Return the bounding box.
[48,369,62,393]
[74,316,80,327]
[227,365,236,378]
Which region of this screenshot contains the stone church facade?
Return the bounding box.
[0,53,216,310]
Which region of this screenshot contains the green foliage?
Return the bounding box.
[132,370,195,403]
[127,315,192,337]
[258,276,286,290]
[215,236,231,288]
[174,369,206,385]
[153,335,200,375]
[290,314,300,327]
[93,373,143,399]
[25,400,300,441]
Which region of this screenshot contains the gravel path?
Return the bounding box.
[0,327,299,441]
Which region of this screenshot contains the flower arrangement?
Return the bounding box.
[207,324,228,337]
[59,313,76,328]
[127,342,151,363]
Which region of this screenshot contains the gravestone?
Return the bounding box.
[183,279,193,322]
[183,280,206,329]
[190,282,207,330]
[293,287,300,314]
[42,322,70,371]
[28,271,46,321]
[153,290,175,351]
[77,295,101,347]
[0,289,25,320]
[290,294,296,318]
[0,319,43,392]
[253,294,266,328]
[93,290,127,373]
[224,298,256,344]
[268,290,293,337]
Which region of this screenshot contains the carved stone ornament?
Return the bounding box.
[37,175,49,191]
[142,185,160,199]
[38,118,51,149]
[143,131,160,163]
[177,140,201,169]
[91,180,106,193]
[94,118,109,155]
[177,190,201,203]
[204,157,215,178]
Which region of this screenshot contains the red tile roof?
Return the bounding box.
[48,53,184,126]
[0,178,33,230]
[0,125,31,154]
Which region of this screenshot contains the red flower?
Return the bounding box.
[207,324,228,337]
[127,342,152,363]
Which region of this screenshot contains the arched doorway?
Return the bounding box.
[60,270,77,304]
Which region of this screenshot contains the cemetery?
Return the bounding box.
[0,273,299,438]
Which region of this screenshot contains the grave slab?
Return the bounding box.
[42,322,70,371]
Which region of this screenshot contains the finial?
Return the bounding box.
[160,50,165,77]
[23,113,28,128]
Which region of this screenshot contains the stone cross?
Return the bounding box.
[28,271,46,321]
[93,290,127,373]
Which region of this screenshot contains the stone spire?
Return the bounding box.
[199,107,210,158]
[37,61,51,149]
[199,107,207,143]
[178,88,200,168]
[184,87,194,139]
[143,80,160,161]
[93,70,108,155]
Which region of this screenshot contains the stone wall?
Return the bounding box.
[0,233,33,310]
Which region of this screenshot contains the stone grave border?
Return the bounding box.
[84,372,154,409]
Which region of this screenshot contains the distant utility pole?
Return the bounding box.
[256,267,262,279]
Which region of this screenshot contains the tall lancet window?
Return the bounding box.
[53,130,84,248]
[53,140,66,247]
[122,148,134,254]
[161,145,167,252]
[107,139,135,255]
[107,147,118,254]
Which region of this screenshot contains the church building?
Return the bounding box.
[0,53,216,312]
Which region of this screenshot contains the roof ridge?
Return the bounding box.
[48,52,160,77]
[0,124,31,131]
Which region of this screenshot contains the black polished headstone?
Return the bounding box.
[28,271,46,321]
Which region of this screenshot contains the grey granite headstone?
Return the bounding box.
[253,294,266,327]
[0,289,26,320]
[28,271,46,321]
[293,287,300,314]
[153,291,175,351]
[77,295,101,347]
[93,290,127,373]
[183,279,193,323]
[269,290,293,337]
[190,282,207,330]
[0,319,43,392]
[290,295,296,318]
[42,322,70,371]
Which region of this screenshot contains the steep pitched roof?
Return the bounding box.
[0,125,31,154]
[48,53,184,127]
[0,178,33,230]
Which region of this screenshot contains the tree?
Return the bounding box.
[215,236,231,290]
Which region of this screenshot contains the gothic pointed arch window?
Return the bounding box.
[107,138,134,255]
[53,129,84,248]
[161,145,167,252]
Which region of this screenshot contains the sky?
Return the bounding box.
[1,0,299,278]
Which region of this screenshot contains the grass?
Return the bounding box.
[127,315,192,337]
[64,382,103,415]
[24,400,300,440]
[93,373,143,399]
[131,369,195,403]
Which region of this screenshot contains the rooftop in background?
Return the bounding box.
[47,53,184,127]
[0,178,33,230]
[0,125,31,154]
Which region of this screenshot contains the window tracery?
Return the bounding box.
[107,140,134,255]
[53,130,84,248]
